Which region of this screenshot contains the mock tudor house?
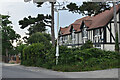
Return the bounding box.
[59,4,120,51]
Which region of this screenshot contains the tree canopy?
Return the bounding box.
[1,15,20,56]
[27,32,52,50]
[19,14,52,35]
[67,2,111,16]
[28,32,51,45]
[35,2,55,46]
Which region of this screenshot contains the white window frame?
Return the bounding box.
[94,29,101,48]
[82,25,88,43]
[72,29,76,44]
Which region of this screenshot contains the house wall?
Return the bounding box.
[110,11,120,43]
[59,11,120,51]
[101,44,114,51]
[102,12,120,51]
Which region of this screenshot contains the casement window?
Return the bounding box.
[72,29,76,44]
[68,35,72,44]
[94,29,101,48]
[82,25,88,43]
[64,36,68,44]
[94,29,100,37]
[62,36,64,43]
[59,37,63,45]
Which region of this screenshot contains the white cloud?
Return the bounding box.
[57,0,86,2]
[0,0,83,39]
[0,0,24,3]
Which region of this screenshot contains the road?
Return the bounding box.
[2,63,66,78]
[2,63,119,78]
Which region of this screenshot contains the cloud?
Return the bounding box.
[0,0,24,2]
[57,0,86,2]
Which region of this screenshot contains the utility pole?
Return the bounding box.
[55,7,59,65]
[113,2,118,38]
[113,2,119,52]
[54,2,67,65]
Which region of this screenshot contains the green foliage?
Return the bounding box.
[80,40,93,50]
[16,44,27,64]
[28,32,51,49]
[17,44,27,53]
[1,15,20,56]
[8,48,18,55]
[115,32,119,52]
[21,43,119,72]
[67,2,110,16]
[22,43,45,66]
[19,14,51,35]
[22,43,53,66]
[52,48,119,72]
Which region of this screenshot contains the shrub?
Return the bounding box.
[22,43,119,72]
[44,47,56,68]
[22,43,46,66]
[80,40,93,50]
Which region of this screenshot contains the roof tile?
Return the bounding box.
[60,4,120,35]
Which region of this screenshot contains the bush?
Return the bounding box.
[22,43,46,66]
[80,40,93,50]
[44,47,56,68]
[22,43,119,72]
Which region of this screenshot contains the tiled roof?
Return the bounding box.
[60,25,71,35]
[87,4,120,29]
[72,16,91,32]
[60,4,120,36]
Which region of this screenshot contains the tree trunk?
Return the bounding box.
[51,2,55,46]
[5,48,9,63]
[5,48,8,57]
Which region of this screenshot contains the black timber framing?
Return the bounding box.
[78,33,79,45]
[59,9,120,46]
[110,21,120,23]
[107,26,115,41]
[103,27,107,43]
[65,42,120,46]
[110,22,112,43]
[106,26,115,41]
[88,31,90,40]
[119,9,120,43]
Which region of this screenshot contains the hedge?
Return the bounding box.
[21,44,119,71]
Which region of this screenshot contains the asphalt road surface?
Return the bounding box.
[2,63,119,78]
[2,64,66,78]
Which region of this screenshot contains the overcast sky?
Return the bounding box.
[0,0,85,46]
